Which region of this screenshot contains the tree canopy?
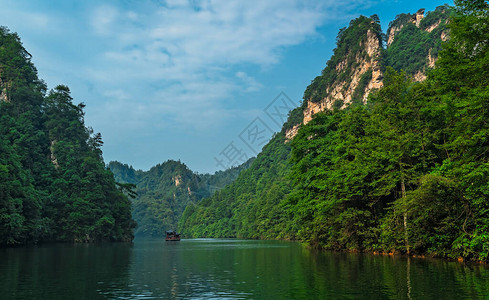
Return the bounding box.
[0,27,135,245]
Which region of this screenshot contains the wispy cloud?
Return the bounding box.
[0,0,380,171]
[80,0,365,130]
[235,72,263,92]
[90,5,119,36]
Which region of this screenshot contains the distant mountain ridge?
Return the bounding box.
[108,158,254,236]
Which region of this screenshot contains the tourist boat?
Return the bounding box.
[165,230,181,241]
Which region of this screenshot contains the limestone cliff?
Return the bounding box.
[50,140,59,169]
[300,15,383,126]
[385,5,451,81]
[0,69,9,103]
[284,6,452,140]
[387,9,425,47]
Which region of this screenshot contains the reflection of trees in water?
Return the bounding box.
[124,240,489,299]
[294,248,489,299]
[407,257,412,300]
[1,240,488,299]
[0,243,133,299]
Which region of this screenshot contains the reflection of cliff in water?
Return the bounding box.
[0,242,133,299]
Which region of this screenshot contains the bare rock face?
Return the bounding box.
[441,31,448,41]
[413,71,427,82]
[0,88,8,103]
[425,19,441,32]
[173,175,182,187]
[50,140,59,169]
[387,24,404,46]
[411,9,425,27]
[285,124,301,141]
[303,101,327,124]
[428,48,436,68]
[285,6,451,140]
[0,70,9,103]
[302,27,383,126]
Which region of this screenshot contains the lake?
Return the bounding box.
[0,238,488,299]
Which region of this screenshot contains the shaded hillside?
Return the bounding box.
[0,27,135,245]
[108,158,254,236]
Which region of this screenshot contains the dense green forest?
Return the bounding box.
[181,1,489,261]
[0,27,135,245]
[109,158,253,237]
[179,133,295,239]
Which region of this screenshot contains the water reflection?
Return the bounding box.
[0,242,132,299]
[123,239,489,299]
[0,239,488,299]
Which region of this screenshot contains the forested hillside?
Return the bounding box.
[109,158,254,237]
[0,27,135,245]
[385,5,452,79]
[181,1,489,261]
[179,133,294,239]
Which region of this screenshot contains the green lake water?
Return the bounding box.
[0,238,488,299]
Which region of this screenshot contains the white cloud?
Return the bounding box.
[0,0,380,171]
[235,71,263,92]
[81,0,360,131]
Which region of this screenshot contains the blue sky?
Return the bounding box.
[0,0,452,173]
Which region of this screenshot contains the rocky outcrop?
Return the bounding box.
[413,71,427,82]
[387,24,404,46]
[303,27,383,126]
[386,6,451,82]
[425,19,441,32]
[0,87,7,103]
[303,100,327,124]
[50,140,59,169]
[173,175,182,187]
[428,48,436,68]
[285,7,450,140]
[387,9,425,47]
[412,48,436,82]
[0,69,9,103]
[411,9,425,27]
[441,31,448,41]
[285,124,301,141]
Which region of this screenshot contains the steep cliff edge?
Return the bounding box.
[285,6,452,139]
[385,5,452,81]
[301,15,383,126]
